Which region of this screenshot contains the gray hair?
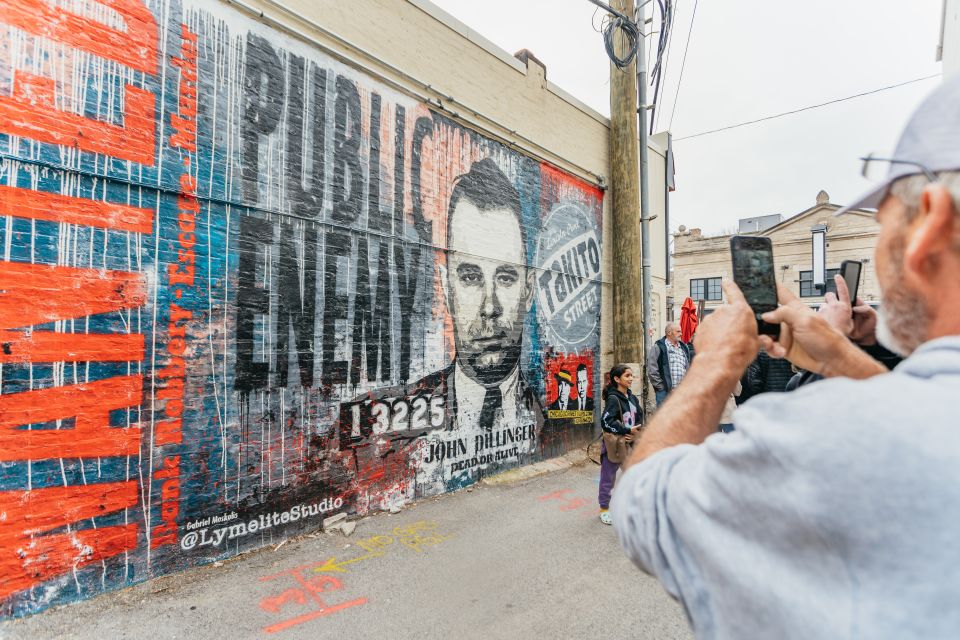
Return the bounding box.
[664,322,678,334]
[888,171,960,222]
[888,172,960,252]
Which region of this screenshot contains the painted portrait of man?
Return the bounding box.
[575,363,593,411]
[441,157,539,432]
[337,157,545,489]
[548,370,573,411]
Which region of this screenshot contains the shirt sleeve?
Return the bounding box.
[610,395,832,606]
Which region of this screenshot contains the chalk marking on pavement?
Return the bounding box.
[538,488,603,518]
[312,520,454,575]
[254,521,455,634]
[258,562,367,634]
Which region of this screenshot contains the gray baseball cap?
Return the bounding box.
[836,74,958,216]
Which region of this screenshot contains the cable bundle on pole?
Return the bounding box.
[603,13,640,70]
[589,0,641,70]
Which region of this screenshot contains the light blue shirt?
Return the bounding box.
[613,337,960,639]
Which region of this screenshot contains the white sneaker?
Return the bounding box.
[599,511,612,525]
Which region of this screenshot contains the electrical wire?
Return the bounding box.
[674,74,941,142]
[648,0,674,133]
[602,11,641,69]
[591,5,606,33]
[591,0,671,127]
[653,0,679,132]
[667,0,697,131]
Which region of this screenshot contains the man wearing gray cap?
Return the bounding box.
[612,76,960,639]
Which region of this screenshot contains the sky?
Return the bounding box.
[427,0,944,236]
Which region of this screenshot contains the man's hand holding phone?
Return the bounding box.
[760,284,886,380]
[818,274,880,346]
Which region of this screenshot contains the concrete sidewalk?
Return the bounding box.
[1,457,692,640]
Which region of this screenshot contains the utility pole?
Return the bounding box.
[608,0,643,372]
[600,0,654,409]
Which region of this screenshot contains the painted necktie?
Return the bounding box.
[479,386,503,432]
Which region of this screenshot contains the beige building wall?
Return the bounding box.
[671,192,881,318]
[233,0,669,379]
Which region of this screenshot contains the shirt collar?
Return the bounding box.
[453,361,520,426]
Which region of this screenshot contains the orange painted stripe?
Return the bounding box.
[0,74,155,166]
[0,330,144,363]
[0,0,158,74]
[0,482,138,600]
[0,373,142,428]
[0,186,154,233]
[0,261,146,330]
[0,374,142,462]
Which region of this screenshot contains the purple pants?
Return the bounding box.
[598,440,619,509]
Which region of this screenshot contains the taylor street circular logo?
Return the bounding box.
[535,203,601,347]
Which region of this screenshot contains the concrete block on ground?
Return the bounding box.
[323,512,347,531]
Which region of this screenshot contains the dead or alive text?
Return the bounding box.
[449,447,521,473]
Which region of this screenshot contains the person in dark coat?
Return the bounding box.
[742,348,795,398]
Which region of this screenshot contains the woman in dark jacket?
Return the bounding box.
[598,364,643,525]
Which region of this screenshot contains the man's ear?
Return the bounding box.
[905,184,956,281]
[524,268,536,313]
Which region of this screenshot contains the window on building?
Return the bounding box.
[799,268,840,297]
[690,277,722,301]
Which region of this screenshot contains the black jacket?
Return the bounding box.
[743,350,795,397]
[600,388,643,435]
[786,342,904,391]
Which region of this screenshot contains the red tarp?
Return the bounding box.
[680,297,699,343]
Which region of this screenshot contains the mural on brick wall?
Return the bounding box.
[0,0,603,617]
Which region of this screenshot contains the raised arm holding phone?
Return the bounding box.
[611,77,960,639]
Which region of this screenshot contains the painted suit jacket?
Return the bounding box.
[337,363,547,451]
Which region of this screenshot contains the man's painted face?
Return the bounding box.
[558,380,571,400]
[447,199,531,385]
[577,368,588,398]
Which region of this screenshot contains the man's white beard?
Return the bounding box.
[876,309,908,356]
[876,285,928,357]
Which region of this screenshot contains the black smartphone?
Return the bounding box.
[840,260,862,307]
[730,236,780,337]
